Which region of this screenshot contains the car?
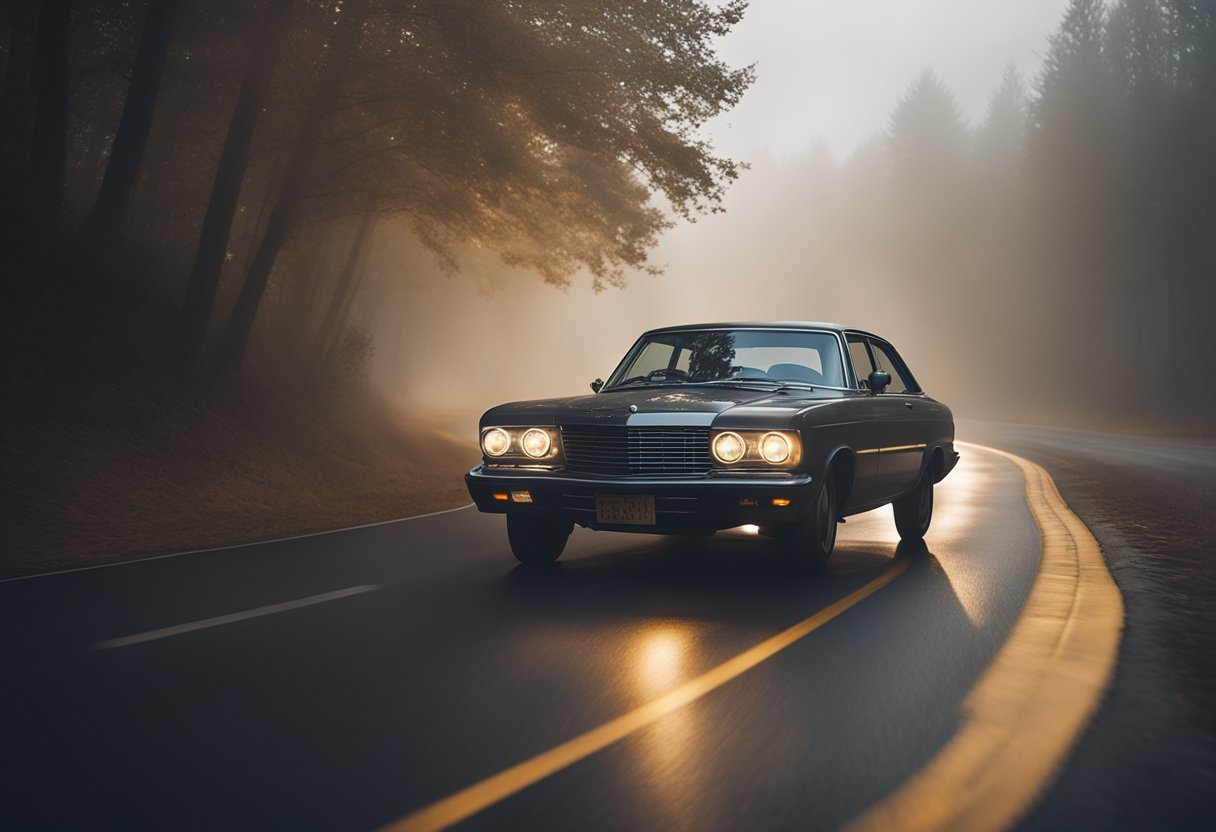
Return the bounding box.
[465,322,958,569]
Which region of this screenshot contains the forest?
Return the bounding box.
[0,0,753,570]
[1,0,751,374]
[728,0,1216,423]
[1,0,1213,569]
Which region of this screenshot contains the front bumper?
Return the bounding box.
[465,465,814,533]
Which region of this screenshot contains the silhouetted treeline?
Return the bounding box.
[689,0,1215,421]
[0,0,752,378]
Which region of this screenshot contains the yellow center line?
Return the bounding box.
[382,555,911,832]
[843,441,1124,832]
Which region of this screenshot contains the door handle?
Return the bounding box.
[904,402,913,409]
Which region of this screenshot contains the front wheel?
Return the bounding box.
[893,467,934,541]
[777,473,837,571]
[507,514,574,565]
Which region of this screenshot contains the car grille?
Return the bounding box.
[560,425,712,477]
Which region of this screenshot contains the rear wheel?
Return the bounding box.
[893,467,934,541]
[507,514,574,565]
[777,473,837,571]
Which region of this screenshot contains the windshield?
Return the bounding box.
[606,329,846,389]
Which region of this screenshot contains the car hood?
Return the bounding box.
[481,385,847,428]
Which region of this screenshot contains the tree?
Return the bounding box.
[885,69,973,268]
[174,0,294,373]
[214,0,754,373]
[311,214,376,367]
[977,64,1027,178]
[87,0,178,235]
[0,0,39,158]
[1029,0,1115,212]
[214,0,371,372]
[30,0,73,223]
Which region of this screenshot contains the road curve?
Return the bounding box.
[0,442,1099,831]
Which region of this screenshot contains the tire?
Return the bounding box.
[893,467,934,541]
[507,514,574,565]
[777,472,838,571]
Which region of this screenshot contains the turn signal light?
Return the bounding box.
[492,492,509,501]
[771,498,792,507]
[511,491,533,504]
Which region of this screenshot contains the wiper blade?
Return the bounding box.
[696,378,782,387]
[695,378,815,391]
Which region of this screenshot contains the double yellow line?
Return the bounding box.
[384,443,1123,832]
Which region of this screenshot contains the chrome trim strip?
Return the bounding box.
[470,466,812,488]
[856,443,927,456]
[626,412,717,427]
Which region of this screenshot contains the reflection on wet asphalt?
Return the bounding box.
[1,446,1041,831]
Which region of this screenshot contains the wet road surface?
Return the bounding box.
[964,422,1216,832]
[3,443,1042,830]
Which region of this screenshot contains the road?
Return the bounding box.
[0,437,1105,830]
[963,421,1216,832]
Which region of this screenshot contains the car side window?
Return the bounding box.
[870,341,916,393]
[847,337,873,390]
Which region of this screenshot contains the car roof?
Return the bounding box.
[641,321,882,339]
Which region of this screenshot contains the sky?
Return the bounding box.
[708,0,1069,160]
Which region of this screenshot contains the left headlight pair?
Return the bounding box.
[481,426,561,462]
[711,430,801,468]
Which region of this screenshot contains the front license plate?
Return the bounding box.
[596,495,656,525]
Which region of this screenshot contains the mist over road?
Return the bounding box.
[1,429,1201,830]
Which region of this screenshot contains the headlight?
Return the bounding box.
[521,428,552,459]
[480,426,562,466]
[712,431,746,464]
[482,427,511,457]
[711,429,801,468]
[760,432,791,464]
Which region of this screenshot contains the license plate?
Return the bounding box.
[595,495,656,525]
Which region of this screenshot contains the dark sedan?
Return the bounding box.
[465,322,958,569]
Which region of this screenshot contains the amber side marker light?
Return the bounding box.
[511,491,533,504]
[771,498,792,507]
[492,493,509,502]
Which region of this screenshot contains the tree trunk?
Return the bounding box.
[215,0,370,374]
[281,224,334,339]
[313,215,375,365]
[88,0,177,235]
[66,125,105,217]
[30,0,72,224]
[174,0,293,374]
[0,0,38,156]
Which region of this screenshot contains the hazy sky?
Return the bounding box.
[709,0,1069,160]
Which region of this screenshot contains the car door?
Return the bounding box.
[868,338,925,500]
[843,335,881,509]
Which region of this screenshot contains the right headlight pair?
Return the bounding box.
[711,430,802,467]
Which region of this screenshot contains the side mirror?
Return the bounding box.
[590,378,604,393]
[867,370,891,395]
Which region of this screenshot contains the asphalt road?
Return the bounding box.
[963,421,1216,832]
[0,440,1057,830]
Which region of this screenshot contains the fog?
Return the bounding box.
[5,0,1212,435]
[361,0,1215,431]
[706,0,1067,159]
